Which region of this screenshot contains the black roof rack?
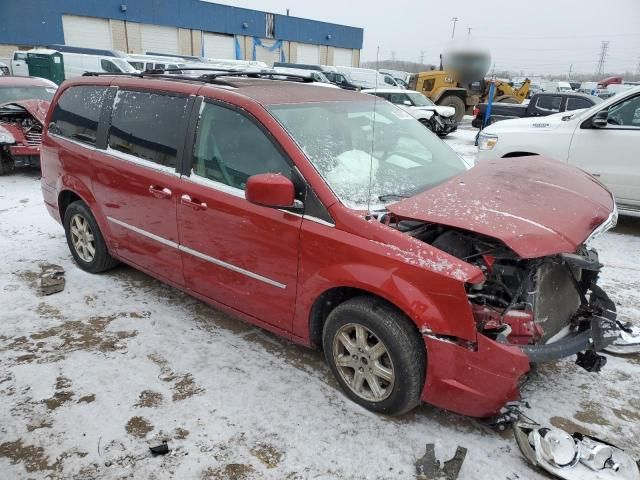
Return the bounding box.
[82,67,317,87]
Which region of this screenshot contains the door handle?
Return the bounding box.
[591,173,601,177]
[149,185,172,199]
[181,194,207,211]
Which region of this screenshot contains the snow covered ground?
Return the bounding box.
[1,125,639,479]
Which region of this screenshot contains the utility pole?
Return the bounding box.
[568,64,573,80]
[391,51,396,62]
[451,17,458,39]
[595,41,609,77]
[467,27,472,36]
[419,50,425,64]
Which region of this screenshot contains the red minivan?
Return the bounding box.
[40,72,620,418]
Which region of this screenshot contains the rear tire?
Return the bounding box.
[323,296,426,416]
[438,95,466,122]
[63,201,118,273]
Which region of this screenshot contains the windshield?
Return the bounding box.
[0,86,56,104]
[111,58,137,73]
[269,101,466,210]
[406,92,435,107]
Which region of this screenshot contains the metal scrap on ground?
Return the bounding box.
[39,263,65,296]
[415,443,467,480]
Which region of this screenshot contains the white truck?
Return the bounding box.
[477,86,640,216]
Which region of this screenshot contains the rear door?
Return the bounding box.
[176,98,302,330]
[568,92,640,209]
[92,87,194,286]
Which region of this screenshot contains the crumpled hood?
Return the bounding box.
[388,158,614,258]
[0,99,50,124]
[414,105,456,118]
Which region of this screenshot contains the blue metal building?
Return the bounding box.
[0,0,363,66]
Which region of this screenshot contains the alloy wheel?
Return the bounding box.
[332,323,395,402]
[70,214,96,263]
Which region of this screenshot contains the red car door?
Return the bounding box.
[177,99,302,330]
[92,88,194,286]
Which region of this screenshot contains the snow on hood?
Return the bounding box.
[413,105,456,118]
[0,99,50,124]
[388,157,614,258]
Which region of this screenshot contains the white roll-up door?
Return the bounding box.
[203,33,236,60]
[333,48,353,67]
[62,15,112,50]
[296,43,320,64]
[255,39,282,66]
[140,24,180,55]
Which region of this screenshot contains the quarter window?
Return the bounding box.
[192,102,291,190]
[536,95,562,112]
[108,90,189,169]
[607,94,640,127]
[100,59,120,73]
[49,86,108,146]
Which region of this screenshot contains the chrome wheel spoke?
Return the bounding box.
[333,322,395,402]
[70,214,95,262]
[86,242,96,256]
[366,373,385,400]
[372,362,393,383]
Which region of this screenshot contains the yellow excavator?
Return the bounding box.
[409,43,529,122]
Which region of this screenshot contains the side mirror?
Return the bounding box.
[245,173,298,209]
[403,100,412,106]
[592,110,608,128]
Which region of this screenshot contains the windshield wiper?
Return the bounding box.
[378,193,410,202]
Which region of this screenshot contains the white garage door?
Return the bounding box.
[296,43,319,64]
[255,39,282,66]
[140,24,179,55]
[203,33,235,60]
[333,48,353,67]
[62,15,112,50]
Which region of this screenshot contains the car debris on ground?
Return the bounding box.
[39,262,65,295]
[514,416,640,480]
[415,443,467,480]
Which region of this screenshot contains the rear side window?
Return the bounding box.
[108,90,189,169]
[535,95,562,112]
[49,86,108,146]
[566,98,592,110]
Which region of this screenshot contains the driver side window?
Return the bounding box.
[607,94,640,128]
[192,102,292,190]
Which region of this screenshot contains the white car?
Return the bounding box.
[362,88,458,136]
[477,86,640,216]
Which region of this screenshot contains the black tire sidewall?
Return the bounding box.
[323,297,426,415]
[63,201,114,273]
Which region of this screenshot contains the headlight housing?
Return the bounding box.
[0,128,15,145]
[478,133,498,150]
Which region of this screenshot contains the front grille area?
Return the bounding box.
[24,129,42,147]
[533,262,581,341]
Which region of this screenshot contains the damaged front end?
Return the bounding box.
[392,219,620,369]
[381,212,622,417]
[0,101,47,171]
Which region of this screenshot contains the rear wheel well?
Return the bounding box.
[308,287,421,351]
[58,190,82,220]
[502,151,539,158]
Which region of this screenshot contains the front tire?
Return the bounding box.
[63,201,118,273]
[323,296,426,415]
[438,95,466,122]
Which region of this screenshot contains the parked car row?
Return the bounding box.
[478,85,640,216]
[32,69,622,421]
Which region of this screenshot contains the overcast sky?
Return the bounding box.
[212,0,640,75]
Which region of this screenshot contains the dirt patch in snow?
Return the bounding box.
[204,463,256,480]
[573,400,612,426]
[251,443,283,469]
[0,440,56,473]
[148,353,205,401]
[125,416,154,438]
[135,390,163,408]
[77,393,95,404]
[2,315,137,363]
